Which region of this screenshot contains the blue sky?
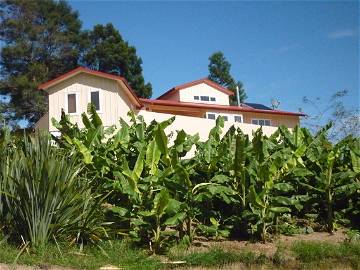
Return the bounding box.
[70,1,359,115]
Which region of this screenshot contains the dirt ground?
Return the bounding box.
[0,230,349,270]
[189,229,347,257]
[0,264,75,270]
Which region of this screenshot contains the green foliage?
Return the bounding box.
[0,240,163,270]
[291,241,360,267]
[82,23,152,98]
[0,131,106,249]
[0,107,359,251]
[170,247,260,267]
[0,1,152,126]
[208,51,247,103]
[0,0,83,124]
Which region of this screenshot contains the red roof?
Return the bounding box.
[157,78,234,100]
[38,66,142,107]
[140,98,306,117]
[38,67,305,117]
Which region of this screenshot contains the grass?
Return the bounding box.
[0,239,359,270]
[167,245,267,268]
[0,240,163,270]
[291,241,360,269]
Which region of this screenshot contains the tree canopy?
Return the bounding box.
[81,23,152,99]
[0,0,83,126]
[208,51,247,104]
[0,0,152,127]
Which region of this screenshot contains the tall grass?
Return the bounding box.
[0,132,106,248]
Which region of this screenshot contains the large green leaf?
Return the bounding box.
[146,139,161,175]
[153,189,170,217]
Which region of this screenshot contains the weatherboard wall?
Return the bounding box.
[178,83,230,105]
[46,73,134,132]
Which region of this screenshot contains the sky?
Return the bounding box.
[28,1,349,116]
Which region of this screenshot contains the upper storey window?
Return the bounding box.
[90,90,100,111]
[194,95,217,103]
[66,93,78,114]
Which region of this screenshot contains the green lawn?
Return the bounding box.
[0,240,359,270]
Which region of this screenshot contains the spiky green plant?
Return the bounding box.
[0,132,106,249]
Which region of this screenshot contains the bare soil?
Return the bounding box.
[190,229,347,257]
[0,264,75,270]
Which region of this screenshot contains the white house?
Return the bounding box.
[36,67,305,139]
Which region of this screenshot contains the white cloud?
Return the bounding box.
[328,29,357,39]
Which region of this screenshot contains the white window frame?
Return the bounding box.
[88,89,102,113]
[234,115,243,123]
[200,96,210,102]
[251,118,272,126]
[220,115,229,121]
[64,92,79,115]
[206,112,217,120]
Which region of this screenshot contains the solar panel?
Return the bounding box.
[244,103,273,110]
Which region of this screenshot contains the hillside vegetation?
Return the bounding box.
[0,106,359,259]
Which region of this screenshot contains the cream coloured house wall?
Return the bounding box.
[138,110,278,141]
[178,83,230,105]
[200,110,299,128]
[46,73,135,132]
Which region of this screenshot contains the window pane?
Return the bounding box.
[210,97,216,102]
[252,119,258,125]
[194,96,199,100]
[200,96,210,101]
[222,116,228,121]
[91,91,100,110]
[68,94,76,113]
[259,120,265,126]
[207,113,216,120]
[265,120,271,126]
[234,116,242,123]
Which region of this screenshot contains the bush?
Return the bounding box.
[0,132,106,248]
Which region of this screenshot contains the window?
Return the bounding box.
[234,115,243,123]
[210,97,216,102]
[200,96,210,101]
[90,91,100,111]
[194,96,199,100]
[207,113,216,120]
[222,115,228,121]
[67,93,77,114]
[252,119,271,126]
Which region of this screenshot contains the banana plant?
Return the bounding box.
[301,134,360,233]
[247,129,302,242]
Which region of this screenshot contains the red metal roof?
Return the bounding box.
[140,98,306,117]
[38,67,305,117]
[38,66,142,107]
[157,78,234,100]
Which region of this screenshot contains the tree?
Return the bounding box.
[81,23,152,98]
[302,90,360,141]
[208,51,247,104]
[0,0,83,126]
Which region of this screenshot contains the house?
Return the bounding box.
[36,67,305,138]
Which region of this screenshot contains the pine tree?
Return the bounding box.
[81,23,152,98]
[208,51,247,104]
[0,0,83,126]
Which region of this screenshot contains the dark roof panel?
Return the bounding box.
[244,102,273,110]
